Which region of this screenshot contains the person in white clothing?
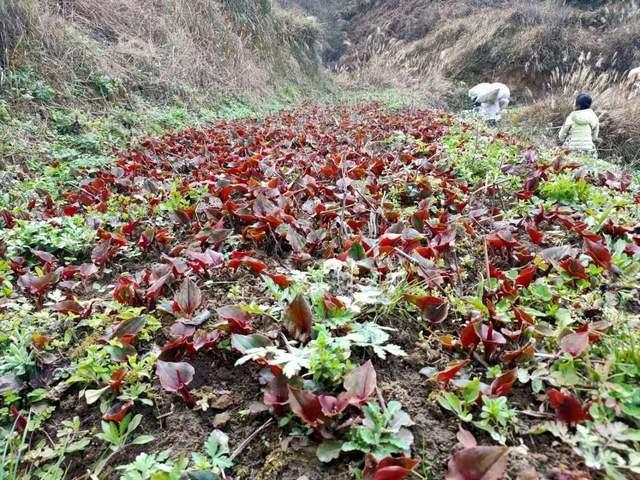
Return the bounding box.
[468,82,511,125]
[629,67,640,90]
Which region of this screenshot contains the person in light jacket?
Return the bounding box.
[558,94,600,157]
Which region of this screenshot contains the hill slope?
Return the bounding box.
[1,0,325,105]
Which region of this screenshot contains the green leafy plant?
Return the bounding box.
[93,414,154,477]
[190,430,234,477]
[342,401,414,460]
[0,333,36,378]
[474,396,517,444]
[540,176,592,205]
[308,327,353,386]
[4,217,96,260]
[116,449,188,480]
[435,378,481,423]
[94,74,123,99]
[24,417,90,477]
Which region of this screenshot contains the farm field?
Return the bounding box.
[1,102,640,480]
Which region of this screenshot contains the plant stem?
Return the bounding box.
[230,418,274,461]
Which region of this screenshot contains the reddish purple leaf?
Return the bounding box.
[216,305,252,334]
[18,271,59,296]
[318,394,350,417]
[227,255,268,274]
[109,368,127,393]
[559,258,588,280]
[525,223,544,245]
[479,324,507,359]
[187,249,224,271]
[156,360,196,407]
[284,294,313,342]
[104,317,146,344]
[188,330,221,353]
[434,360,470,387]
[79,263,98,278]
[174,277,203,318]
[91,239,114,265]
[560,331,590,357]
[446,446,509,480]
[363,455,420,480]
[342,360,377,406]
[52,299,83,315]
[460,321,480,350]
[102,401,133,423]
[486,230,518,251]
[145,272,171,303]
[489,368,517,397]
[10,407,27,433]
[457,426,477,449]
[288,387,324,427]
[264,374,289,417]
[113,276,140,306]
[286,225,307,252]
[583,238,612,270]
[515,264,537,288]
[31,249,58,266]
[547,389,591,425]
[405,295,449,323]
[156,360,194,391]
[265,272,294,288]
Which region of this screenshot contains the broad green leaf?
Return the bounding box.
[130,434,155,445]
[316,440,343,463]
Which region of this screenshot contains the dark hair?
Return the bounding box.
[575,94,592,110]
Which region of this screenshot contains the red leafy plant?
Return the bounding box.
[547,389,592,426]
[18,271,60,304]
[113,276,142,306]
[446,427,509,480]
[216,305,253,334]
[173,277,204,318]
[405,294,449,323]
[362,455,420,480]
[156,360,196,408]
[102,400,134,423]
[560,330,590,357]
[283,360,379,428]
[284,293,313,342]
[428,359,470,388]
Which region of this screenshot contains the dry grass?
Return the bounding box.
[334,29,451,107]
[336,0,639,88]
[2,0,322,105]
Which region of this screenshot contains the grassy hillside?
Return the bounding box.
[1,0,324,105]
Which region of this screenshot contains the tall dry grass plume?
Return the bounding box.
[334,27,456,108]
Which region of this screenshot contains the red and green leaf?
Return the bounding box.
[284,294,313,342]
